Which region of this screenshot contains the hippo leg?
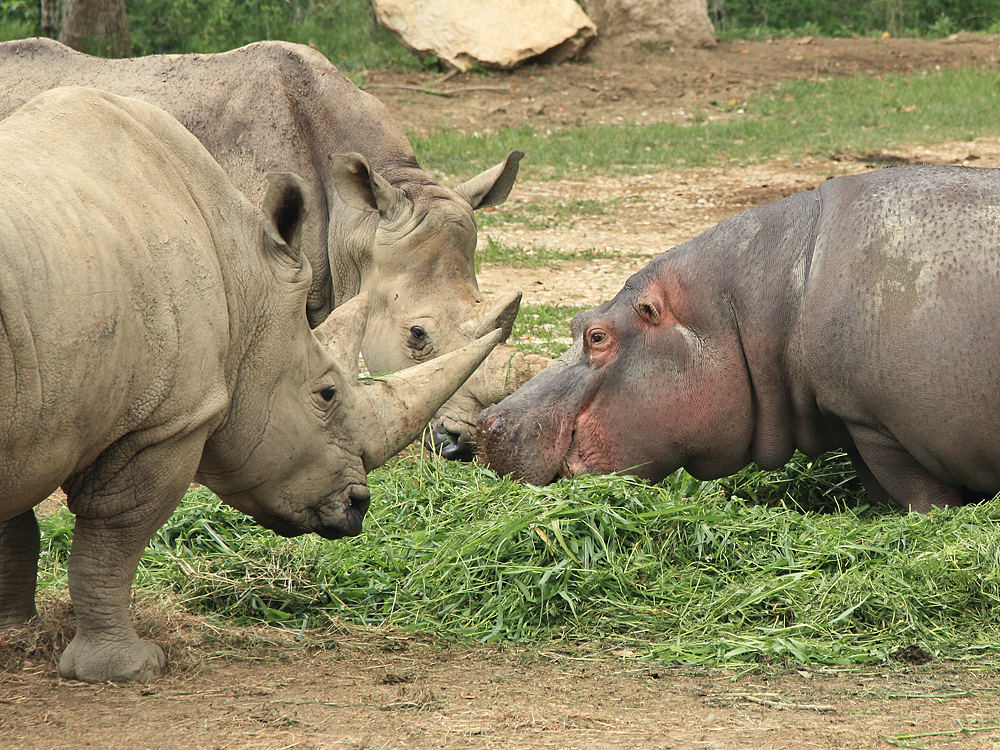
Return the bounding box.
[0,509,41,629]
[58,434,206,683]
[846,425,964,513]
[845,446,894,508]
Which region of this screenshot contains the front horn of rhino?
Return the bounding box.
[355,328,503,470]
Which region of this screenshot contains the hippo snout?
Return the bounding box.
[477,407,548,484]
[475,407,506,460]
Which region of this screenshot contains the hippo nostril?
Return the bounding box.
[348,484,371,515]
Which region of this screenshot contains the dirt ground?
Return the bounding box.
[5,34,1000,750]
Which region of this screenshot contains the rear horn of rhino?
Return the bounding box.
[313,293,370,379]
[459,292,522,342]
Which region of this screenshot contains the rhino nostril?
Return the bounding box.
[348,484,371,514]
[440,434,474,462]
[422,424,451,453]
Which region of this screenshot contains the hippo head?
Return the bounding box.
[328,151,548,460]
[477,263,755,485]
[197,173,501,538]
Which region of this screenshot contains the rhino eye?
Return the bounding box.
[407,325,430,353]
[320,386,337,403]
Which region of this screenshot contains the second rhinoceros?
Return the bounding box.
[478,166,1000,512]
[0,37,549,458]
[0,87,499,683]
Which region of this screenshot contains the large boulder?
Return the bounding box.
[373,0,597,71]
[580,0,716,48]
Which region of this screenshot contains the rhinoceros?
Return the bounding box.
[478,166,1000,512]
[0,37,548,459]
[0,86,500,682]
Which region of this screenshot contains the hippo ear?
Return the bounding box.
[634,296,662,326]
[329,152,406,217]
[262,171,310,261]
[454,150,524,210]
[313,293,371,379]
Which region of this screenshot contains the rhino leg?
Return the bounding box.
[846,425,964,513]
[58,434,206,683]
[0,509,41,629]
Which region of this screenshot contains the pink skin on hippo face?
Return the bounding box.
[478,272,755,485]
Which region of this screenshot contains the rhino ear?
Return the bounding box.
[313,293,370,379]
[262,171,310,261]
[329,152,405,216]
[454,150,524,210]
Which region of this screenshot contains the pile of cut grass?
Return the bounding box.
[35,452,1000,666]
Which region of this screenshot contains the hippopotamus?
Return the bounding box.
[0,37,548,459]
[478,166,1000,512]
[0,87,499,682]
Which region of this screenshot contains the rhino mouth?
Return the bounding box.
[262,484,371,540]
[313,483,371,539]
[424,421,475,462]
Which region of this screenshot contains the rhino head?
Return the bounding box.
[328,151,550,461]
[197,173,501,538]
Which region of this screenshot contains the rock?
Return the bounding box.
[579,0,716,48]
[372,0,597,71]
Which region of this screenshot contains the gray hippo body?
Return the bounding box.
[478,166,1000,512]
[0,87,498,682]
[0,37,545,457]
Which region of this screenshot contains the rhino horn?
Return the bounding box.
[313,293,370,379]
[459,291,522,342]
[357,328,503,470]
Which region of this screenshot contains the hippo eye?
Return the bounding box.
[319,386,337,404]
[589,330,607,346]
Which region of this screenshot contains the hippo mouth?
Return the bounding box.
[558,428,591,481]
[263,484,371,540]
[557,436,578,480]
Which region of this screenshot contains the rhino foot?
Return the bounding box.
[0,607,38,631]
[58,634,166,683]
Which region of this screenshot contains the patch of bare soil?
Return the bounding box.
[365,33,1000,136]
[6,36,1000,750]
[4,598,1000,750]
[477,136,1000,308]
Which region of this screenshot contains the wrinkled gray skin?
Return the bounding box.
[479,166,1000,512]
[0,37,547,459]
[0,87,500,683]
